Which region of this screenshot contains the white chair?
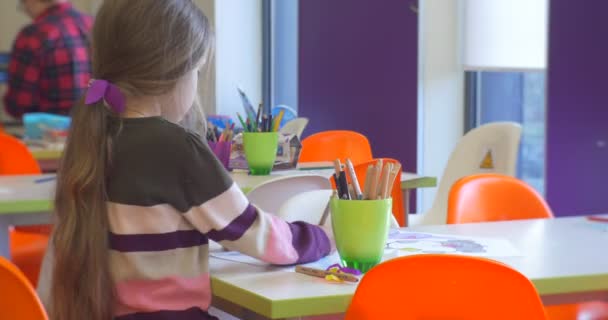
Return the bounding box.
[278,189,334,224]
[278,189,400,228]
[246,174,331,214]
[279,118,309,139]
[411,122,522,226]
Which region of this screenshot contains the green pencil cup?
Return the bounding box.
[243,132,279,176]
[330,197,392,273]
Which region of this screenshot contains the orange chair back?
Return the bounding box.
[0,133,41,175]
[354,158,404,226]
[0,257,48,320]
[300,130,373,164]
[345,255,547,320]
[448,174,553,224]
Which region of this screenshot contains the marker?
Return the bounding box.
[587,216,608,223]
[35,176,56,184]
[295,265,359,283]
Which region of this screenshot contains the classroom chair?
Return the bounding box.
[411,122,522,226]
[0,132,51,286]
[0,256,49,320]
[353,158,405,226]
[246,175,332,214]
[299,130,373,165]
[277,189,334,225]
[345,254,547,320]
[0,132,41,174]
[447,173,552,223]
[279,117,309,139]
[447,173,608,320]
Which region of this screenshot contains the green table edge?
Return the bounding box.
[211,271,608,319]
[211,277,273,318]
[533,273,608,295]
[0,200,53,215]
[30,150,62,161]
[0,187,253,215]
[401,176,437,189]
[211,276,352,318]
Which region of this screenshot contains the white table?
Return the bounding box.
[0,174,54,257]
[233,169,436,226]
[231,169,436,191]
[0,170,436,257]
[209,216,608,319]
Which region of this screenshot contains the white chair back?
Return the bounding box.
[278,189,400,228]
[279,118,309,139]
[411,122,522,226]
[246,174,331,214]
[277,189,334,224]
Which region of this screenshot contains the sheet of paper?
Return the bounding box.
[209,251,343,271]
[209,231,520,273]
[387,230,521,258]
[210,249,401,273]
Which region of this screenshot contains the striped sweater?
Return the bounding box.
[38,117,331,320]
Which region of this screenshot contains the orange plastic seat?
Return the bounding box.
[0,132,50,286]
[447,173,607,320]
[9,227,50,286]
[300,130,373,165]
[0,133,42,175]
[544,302,608,320]
[354,158,405,226]
[345,254,547,320]
[0,256,48,319]
[447,173,553,224]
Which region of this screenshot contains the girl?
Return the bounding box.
[38,1,331,319]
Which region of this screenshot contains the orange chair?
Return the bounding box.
[0,132,50,286]
[299,130,373,165]
[345,254,547,320]
[447,173,608,320]
[354,158,405,226]
[0,132,42,175]
[544,302,608,320]
[0,256,48,319]
[447,173,553,224]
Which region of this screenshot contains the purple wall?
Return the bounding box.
[546,0,608,216]
[298,0,418,174]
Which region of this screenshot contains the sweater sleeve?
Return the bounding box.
[180,133,331,264]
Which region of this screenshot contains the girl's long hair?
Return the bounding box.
[50,1,213,319]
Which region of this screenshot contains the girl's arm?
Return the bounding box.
[183,182,331,265]
[182,134,331,265]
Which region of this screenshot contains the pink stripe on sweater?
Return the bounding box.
[261,214,299,264]
[114,273,211,317]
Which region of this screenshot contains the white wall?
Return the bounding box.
[417,0,465,212]
[214,0,263,118]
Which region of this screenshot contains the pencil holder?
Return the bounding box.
[208,141,232,171]
[243,132,279,175]
[330,197,392,273]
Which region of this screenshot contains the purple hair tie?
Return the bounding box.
[85,79,126,113]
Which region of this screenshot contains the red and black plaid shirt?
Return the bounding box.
[4,3,93,119]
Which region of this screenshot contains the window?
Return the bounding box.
[465,71,546,194]
[264,0,298,113]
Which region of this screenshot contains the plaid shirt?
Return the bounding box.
[4,3,93,119]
